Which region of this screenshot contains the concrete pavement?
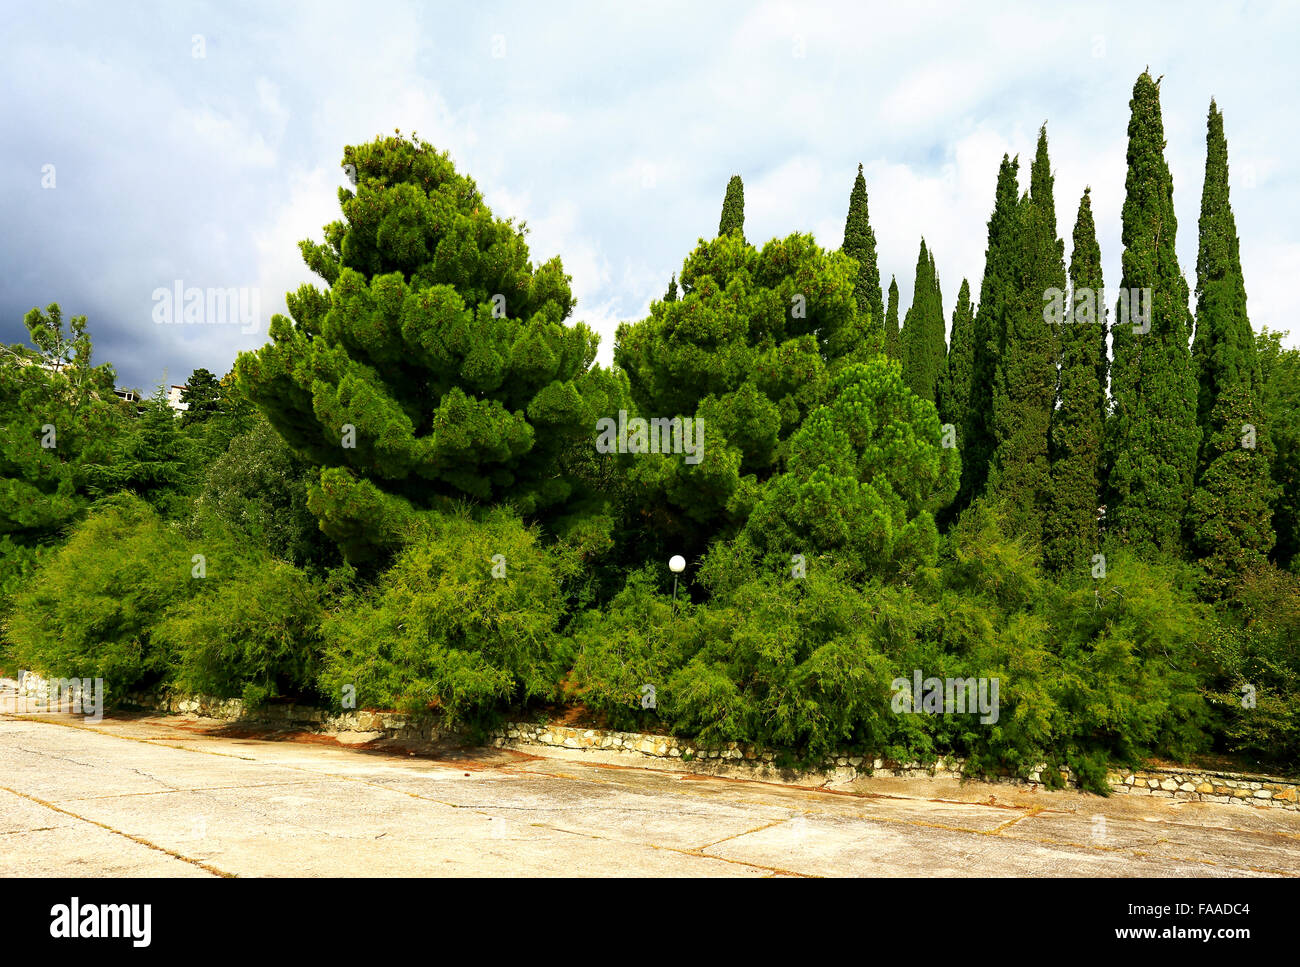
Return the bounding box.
[2,699,1299,877]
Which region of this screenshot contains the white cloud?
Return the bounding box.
[3,0,1299,395]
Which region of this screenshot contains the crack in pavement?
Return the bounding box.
[0,784,234,877]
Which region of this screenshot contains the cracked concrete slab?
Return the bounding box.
[1,703,1298,877]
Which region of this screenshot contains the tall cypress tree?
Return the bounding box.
[901,239,946,403]
[1105,72,1200,557]
[1046,188,1107,574]
[938,278,975,433]
[842,163,884,333]
[719,175,745,239]
[988,127,1063,547]
[961,154,1020,510]
[884,275,900,359]
[1187,100,1275,586]
[930,249,947,402]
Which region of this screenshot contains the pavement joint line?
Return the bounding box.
[0,784,234,878]
[56,778,338,802]
[693,818,792,851]
[0,826,68,836]
[1,713,261,761]
[530,756,1300,849]
[519,818,817,878]
[987,805,1046,835]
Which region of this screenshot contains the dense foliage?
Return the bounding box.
[5,88,1299,786]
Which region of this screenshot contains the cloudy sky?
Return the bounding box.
[3,1,1297,390]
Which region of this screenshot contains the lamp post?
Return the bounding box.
[669,555,685,609]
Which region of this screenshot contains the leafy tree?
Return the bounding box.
[0,305,122,630]
[742,357,960,579]
[900,239,946,403]
[234,133,616,563]
[665,274,678,303]
[989,127,1063,548]
[1187,101,1275,589]
[573,504,1210,788]
[842,163,884,332]
[569,567,714,732]
[0,305,118,542]
[1045,188,1107,575]
[718,174,744,239]
[6,493,322,703]
[1105,72,1201,557]
[1205,565,1300,765]
[154,542,322,705]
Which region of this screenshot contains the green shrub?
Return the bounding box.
[568,509,1217,792]
[153,548,322,702]
[1205,565,1300,767]
[568,566,719,731]
[318,506,576,726]
[4,495,191,694]
[4,494,323,704]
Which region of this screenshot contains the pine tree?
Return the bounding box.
[719,175,745,239]
[1105,72,1201,557]
[236,134,616,562]
[1187,100,1275,587]
[987,127,1063,548]
[665,274,678,303]
[842,163,884,333]
[900,239,946,403]
[884,276,900,359]
[179,367,222,426]
[960,154,1020,510]
[1045,188,1107,574]
[615,231,864,549]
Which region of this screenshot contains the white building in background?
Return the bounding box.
[9,346,192,415]
[110,384,188,413]
[166,385,189,413]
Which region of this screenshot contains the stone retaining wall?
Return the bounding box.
[485,721,1300,810]
[10,671,1298,810]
